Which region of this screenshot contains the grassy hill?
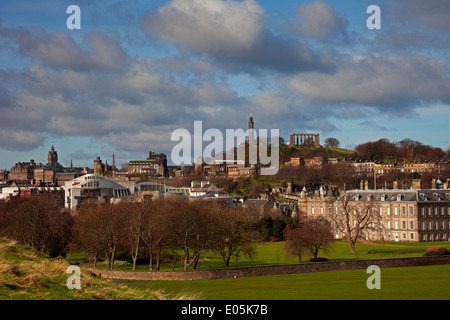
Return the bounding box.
[0,238,195,300]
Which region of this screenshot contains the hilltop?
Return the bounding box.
[0,238,194,300]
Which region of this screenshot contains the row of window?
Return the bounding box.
[81,181,100,188]
[113,188,131,198]
[420,206,450,216]
[311,204,450,218]
[420,221,450,231]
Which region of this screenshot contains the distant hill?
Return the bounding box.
[0,238,183,300]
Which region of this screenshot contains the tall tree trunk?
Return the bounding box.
[148,245,154,271]
[349,238,356,254]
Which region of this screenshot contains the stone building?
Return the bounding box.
[299,186,450,242]
[289,133,320,147]
[48,145,59,168]
[9,160,36,181]
[127,151,168,177]
[8,146,61,185]
[285,157,326,168]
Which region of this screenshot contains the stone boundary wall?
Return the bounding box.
[87,256,450,281]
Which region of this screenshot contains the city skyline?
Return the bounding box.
[1,0,449,169]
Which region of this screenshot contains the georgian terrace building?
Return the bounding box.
[299,186,450,242]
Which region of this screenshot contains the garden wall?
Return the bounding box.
[87,256,450,281]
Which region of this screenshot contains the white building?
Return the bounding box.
[64,174,135,212]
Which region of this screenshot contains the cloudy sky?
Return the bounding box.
[0,0,449,169]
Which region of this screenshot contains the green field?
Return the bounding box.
[85,240,450,271]
[124,265,450,300]
[102,240,450,300]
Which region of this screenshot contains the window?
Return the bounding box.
[410,207,413,216]
[394,207,398,215]
[410,221,414,230]
[394,221,398,230]
[410,233,414,240]
[402,221,406,230]
[402,207,405,216]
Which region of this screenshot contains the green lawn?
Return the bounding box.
[125,265,450,300]
[72,240,450,300]
[83,240,449,271]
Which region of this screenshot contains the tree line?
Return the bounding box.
[355,138,449,162]
[72,197,263,270]
[0,197,271,270]
[0,196,342,269]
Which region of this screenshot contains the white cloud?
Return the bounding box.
[143,0,265,54]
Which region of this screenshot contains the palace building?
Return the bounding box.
[299,184,450,242]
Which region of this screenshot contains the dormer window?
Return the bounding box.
[420,193,428,201]
[397,194,403,201]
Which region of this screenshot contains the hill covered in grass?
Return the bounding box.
[0,238,195,300]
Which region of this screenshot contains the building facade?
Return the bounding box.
[127,151,168,177]
[299,187,450,242]
[64,174,135,212]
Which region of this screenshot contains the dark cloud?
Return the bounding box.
[294,1,349,39]
[0,27,127,72]
[284,54,450,113]
[366,0,450,54]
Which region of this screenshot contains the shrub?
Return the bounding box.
[309,257,329,262]
[423,247,450,257]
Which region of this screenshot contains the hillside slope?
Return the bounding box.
[0,238,192,300]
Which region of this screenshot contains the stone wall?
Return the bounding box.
[87,256,450,281]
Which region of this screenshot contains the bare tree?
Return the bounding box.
[211,206,257,268]
[140,199,170,271]
[285,217,334,262]
[284,227,305,263]
[324,137,340,148]
[1,197,71,254]
[327,192,382,254]
[72,204,107,268]
[119,199,147,271]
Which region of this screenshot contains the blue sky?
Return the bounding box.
[0,0,449,169]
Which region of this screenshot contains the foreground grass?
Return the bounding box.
[0,238,198,300]
[126,265,450,300]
